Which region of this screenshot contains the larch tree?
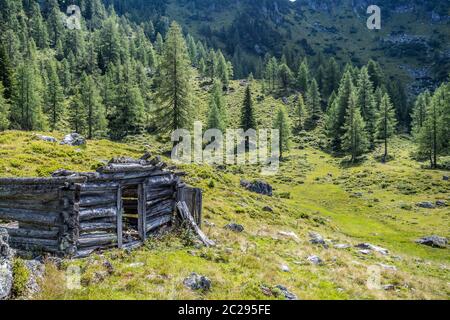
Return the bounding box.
[357,67,376,148]
[0,82,10,131]
[305,79,322,129]
[80,73,107,139]
[342,90,368,162]
[154,22,193,134]
[273,106,291,159]
[376,93,397,162]
[294,94,308,133]
[44,59,64,131]
[297,58,310,92]
[207,80,227,131]
[411,90,431,138]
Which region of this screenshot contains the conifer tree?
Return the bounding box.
[0,82,10,131]
[357,67,376,148]
[265,57,278,92]
[411,90,431,138]
[305,79,322,129]
[207,80,226,131]
[217,51,230,89]
[294,94,307,133]
[376,94,397,162]
[324,58,340,97]
[416,84,449,168]
[44,59,64,131]
[342,91,368,162]
[154,22,193,134]
[297,58,310,92]
[273,106,291,159]
[325,70,354,150]
[241,85,256,131]
[278,63,293,92]
[0,43,15,100]
[80,74,107,139]
[367,59,385,89]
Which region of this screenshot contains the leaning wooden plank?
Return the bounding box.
[5,228,59,240]
[0,208,59,226]
[176,201,215,247]
[146,215,172,233]
[79,206,117,221]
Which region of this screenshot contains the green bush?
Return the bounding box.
[12,258,30,297]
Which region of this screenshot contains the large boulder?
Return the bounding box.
[0,228,14,300]
[240,180,273,196]
[416,201,435,209]
[224,223,244,233]
[60,133,86,146]
[416,235,448,248]
[355,243,389,255]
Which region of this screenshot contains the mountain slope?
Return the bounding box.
[105,0,450,93]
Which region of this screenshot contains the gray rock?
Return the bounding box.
[436,200,447,207]
[240,180,273,196]
[183,272,211,291]
[334,243,351,249]
[309,232,328,248]
[262,206,273,212]
[224,223,244,233]
[443,176,449,181]
[355,243,389,255]
[34,134,58,143]
[274,285,297,300]
[0,228,14,300]
[280,264,290,272]
[416,235,448,248]
[358,249,371,255]
[307,255,323,265]
[24,260,45,297]
[416,201,435,209]
[60,133,86,146]
[377,263,397,271]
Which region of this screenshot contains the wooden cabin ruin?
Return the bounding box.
[0,154,203,258]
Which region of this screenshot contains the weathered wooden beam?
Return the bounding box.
[0,199,62,211]
[9,236,60,251]
[0,208,59,226]
[5,228,59,240]
[146,215,172,233]
[79,194,116,207]
[146,200,174,218]
[147,188,175,201]
[79,206,117,221]
[117,187,123,248]
[78,233,117,248]
[176,201,214,247]
[0,176,86,186]
[80,222,116,233]
[98,164,158,173]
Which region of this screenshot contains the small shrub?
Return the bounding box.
[12,258,30,297]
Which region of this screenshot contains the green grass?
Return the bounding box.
[1,80,449,300]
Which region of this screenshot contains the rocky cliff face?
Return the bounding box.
[0,229,14,300]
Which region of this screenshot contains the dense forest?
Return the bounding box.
[0,0,449,168]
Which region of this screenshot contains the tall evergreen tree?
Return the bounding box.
[411,90,431,138]
[0,43,15,100]
[207,80,226,131]
[294,94,307,133]
[324,58,340,98]
[357,67,376,148]
[342,91,368,162]
[265,57,278,92]
[305,79,322,129]
[80,74,107,139]
[154,22,193,134]
[44,59,64,131]
[367,59,385,89]
[273,106,291,159]
[241,85,256,131]
[278,63,293,92]
[0,82,10,131]
[325,70,354,150]
[376,94,397,162]
[297,58,310,92]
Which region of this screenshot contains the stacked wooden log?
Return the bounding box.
[0,183,68,253]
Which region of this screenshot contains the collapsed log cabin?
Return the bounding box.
[0,154,202,258]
